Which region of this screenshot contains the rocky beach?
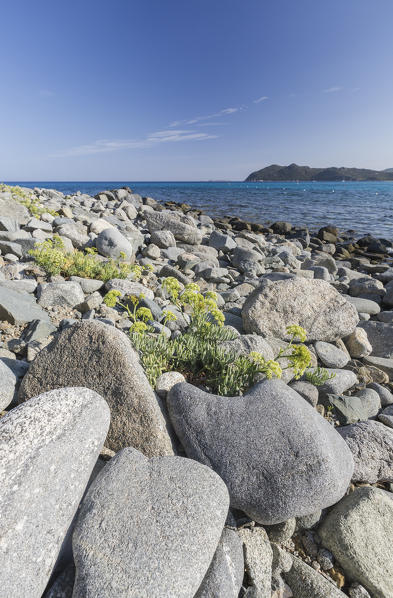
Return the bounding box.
[0,183,393,598]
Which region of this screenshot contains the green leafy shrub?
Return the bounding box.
[110,278,314,396]
[305,366,336,386]
[0,184,58,217]
[29,237,150,282]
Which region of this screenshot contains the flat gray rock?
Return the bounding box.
[326,388,380,425]
[0,285,50,325]
[368,382,393,406]
[346,296,380,315]
[195,528,244,598]
[0,387,109,598]
[318,369,358,396]
[220,334,274,361]
[19,321,174,457]
[318,487,393,598]
[72,447,229,598]
[167,379,353,524]
[359,321,393,358]
[238,526,272,597]
[242,278,359,342]
[284,555,347,598]
[338,420,393,483]
[38,281,85,308]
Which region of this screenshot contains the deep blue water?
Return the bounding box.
[6,181,393,240]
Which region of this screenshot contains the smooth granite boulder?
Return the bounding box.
[242,278,359,341]
[325,388,381,425]
[95,227,134,260]
[314,341,349,368]
[0,284,50,324]
[284,555,347,598]
[167,379,354,524]
[195,528,244,598]
[19,321,174,457]
[72,447,229,598]
[0,360,18,410]
[146,211,203,245]
[318,487,393,598]
[0,387,109,598]
[338,420,393,483]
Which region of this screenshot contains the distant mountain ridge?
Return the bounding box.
[245,163,393,182]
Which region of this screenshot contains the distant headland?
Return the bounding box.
[245,163,393,182]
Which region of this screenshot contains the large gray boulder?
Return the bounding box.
[195,528,244,598]
[242,278,359,341]
[167,379,353,524]
[19,321,174,457]
[0,285,50,324]
[0,192,30,224]
[338,420,393,483]
[0,387,109,598]
[95,227,134,260]
[146,211,203,245]
[318,487,393,598]
[359,321,393,358]
[72,447,229,598]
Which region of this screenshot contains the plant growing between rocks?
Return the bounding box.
[29,237,150,282]
[109,276,317,396]
[0,184,58,217]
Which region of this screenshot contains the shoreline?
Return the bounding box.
[0,183,393,597]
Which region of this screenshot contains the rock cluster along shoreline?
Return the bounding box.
[0,184,392,598]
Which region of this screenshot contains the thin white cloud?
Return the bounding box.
[52,129,218,158]
[253,96,269,103]
[170,107,242,127]
[323,86,342,93]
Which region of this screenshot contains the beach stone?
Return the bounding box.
[150,229,176,248]
[284,555,347,598]
[0,360,18,410]
[0,278,37,293]
[89,219,115,235]
[56,222,89,248]
[349,277,385,299]
[220,334,274,361]
[209,230,237,252]
[378,404,393,429]
[326,388,380,425]
[195,528,244,598]
[0,193,29,224]
[146,211,203,245]
[72,447,229,598]
[0,285,50,324]
[156,371,186,398]
[0,387,109,598]
[314,341,349,368]
[383,279,393,306]
[318,487,393,598]
[242,278,358,342]
[363,355,393,380]
[344,327,372,358]
[18,320,174,457]
[104,278,154,300]
[377,310,393,323]
[69,276,104,293]
[37,281,84,308]
[266,518,296,543]
[231,247,265,276]
[338,420,393,483]
[167,379,353,524]
[359,321,393,358]
[367,382,393,406]
[348,583,371,598]
[238,526,273,598]
[346,296,381,315]
[289,381,318,407]
[95,227,134,259]
[318,369,358,396]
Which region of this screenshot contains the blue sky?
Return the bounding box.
[1,0,393,180]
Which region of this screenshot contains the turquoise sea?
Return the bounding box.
[7,181,393,240]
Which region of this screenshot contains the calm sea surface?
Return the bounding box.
[7,181,393,240]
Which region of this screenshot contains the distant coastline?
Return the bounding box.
[245,163,393,182]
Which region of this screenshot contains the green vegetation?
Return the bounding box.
[0,184,58,217]
[305,366,336,386]
[109,277,315,396]
[245,163,393,182]
[29,237,150,282]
